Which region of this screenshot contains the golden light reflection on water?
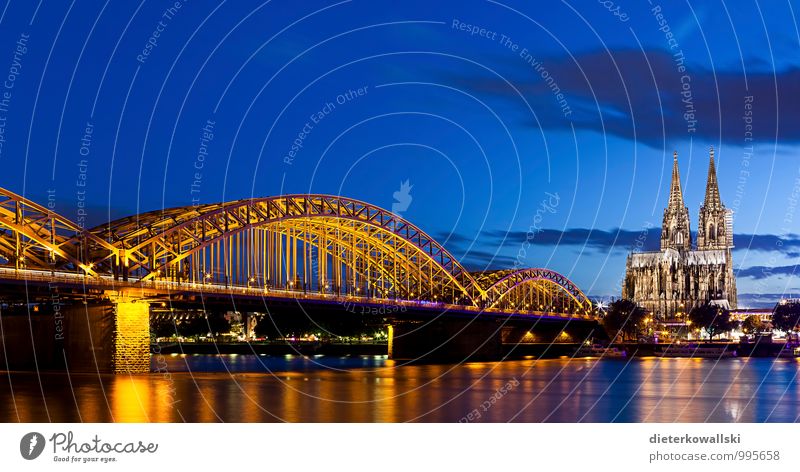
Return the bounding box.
[110,376,149,422]
[4,357,800,422]
[110,374,185,422]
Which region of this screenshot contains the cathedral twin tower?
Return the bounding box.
[623,148,737,319]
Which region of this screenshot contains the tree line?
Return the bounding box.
[601,299,800,342]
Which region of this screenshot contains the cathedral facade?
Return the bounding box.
[622,148,737,319]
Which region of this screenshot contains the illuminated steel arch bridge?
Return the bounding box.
[0,188,594,318]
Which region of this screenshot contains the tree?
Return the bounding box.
[177,315,208,339]
[151,316,178,339]
[772,301,800,333]
[206,312,231,339]
[741,315,764,334]
[176,312,231,340]
[688,303,733,340]
[601,299,646,342]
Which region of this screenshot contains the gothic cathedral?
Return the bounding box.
[622,148,737,319]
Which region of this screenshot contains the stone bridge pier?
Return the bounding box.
[0,291,151,373]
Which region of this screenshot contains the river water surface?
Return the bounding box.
[2,355,800,422]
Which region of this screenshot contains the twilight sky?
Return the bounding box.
[0,0,798,305]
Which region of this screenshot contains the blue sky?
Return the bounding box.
[0,0,798,304]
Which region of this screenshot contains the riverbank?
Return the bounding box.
[505,341,793,358]
[153,341,388,356]
[154,340,795,359]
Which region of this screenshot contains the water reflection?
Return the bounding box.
[1,356,799,422]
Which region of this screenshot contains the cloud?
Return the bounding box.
[737,265,800,280]
[482,227,660,253]
[450,48,799,146]
[733,234,800,252]
[453,249,518,272]
[430,231,476,246]
[477,227,800,255]
[738,292,800,309]
[439,226,800,277]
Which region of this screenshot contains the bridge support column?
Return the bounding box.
[388,319,503,361]
[108,294,151,374]
[0,293,150,374]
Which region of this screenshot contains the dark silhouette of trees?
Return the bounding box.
[601,299,646,342]
[151,317,178,339]
[206,312,231,338]
[741,316,765,334]
[175,312,231,340]
[772,301,800,333]
[688,303,733,340]
[253,311,385,340]
[177,315,208,338]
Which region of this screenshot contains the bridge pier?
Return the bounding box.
[0,292,150,374]
[108,293,151,374]
[388,319,504,361]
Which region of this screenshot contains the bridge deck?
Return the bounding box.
[0,266,592,321]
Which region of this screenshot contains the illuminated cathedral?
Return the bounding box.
[622,148,737,319]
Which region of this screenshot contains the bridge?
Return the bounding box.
[0,187,598,373]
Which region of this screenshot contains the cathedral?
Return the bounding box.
[622,148,737,319]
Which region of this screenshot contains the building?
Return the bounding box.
[622,148,737,319]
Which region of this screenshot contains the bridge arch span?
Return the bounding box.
[476,268,593,316]
[0,187,115,275]
[92,195,483,305]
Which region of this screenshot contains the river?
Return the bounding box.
[1,355,799,422]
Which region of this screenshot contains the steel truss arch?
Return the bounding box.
[479,268,592,314]
[0,188,116,275]
[91,195,483,304]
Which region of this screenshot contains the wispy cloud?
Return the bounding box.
[481,227,660,253]
[737,265,800,280]
[476,227,800,255]
[438,227,800,277]
[450,48,800,146]
[739,292,800,308]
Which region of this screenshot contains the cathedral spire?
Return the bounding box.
[697,146,732,250]
[667,151,686,211]
[703,146,722,209]
[661,151,692,251]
